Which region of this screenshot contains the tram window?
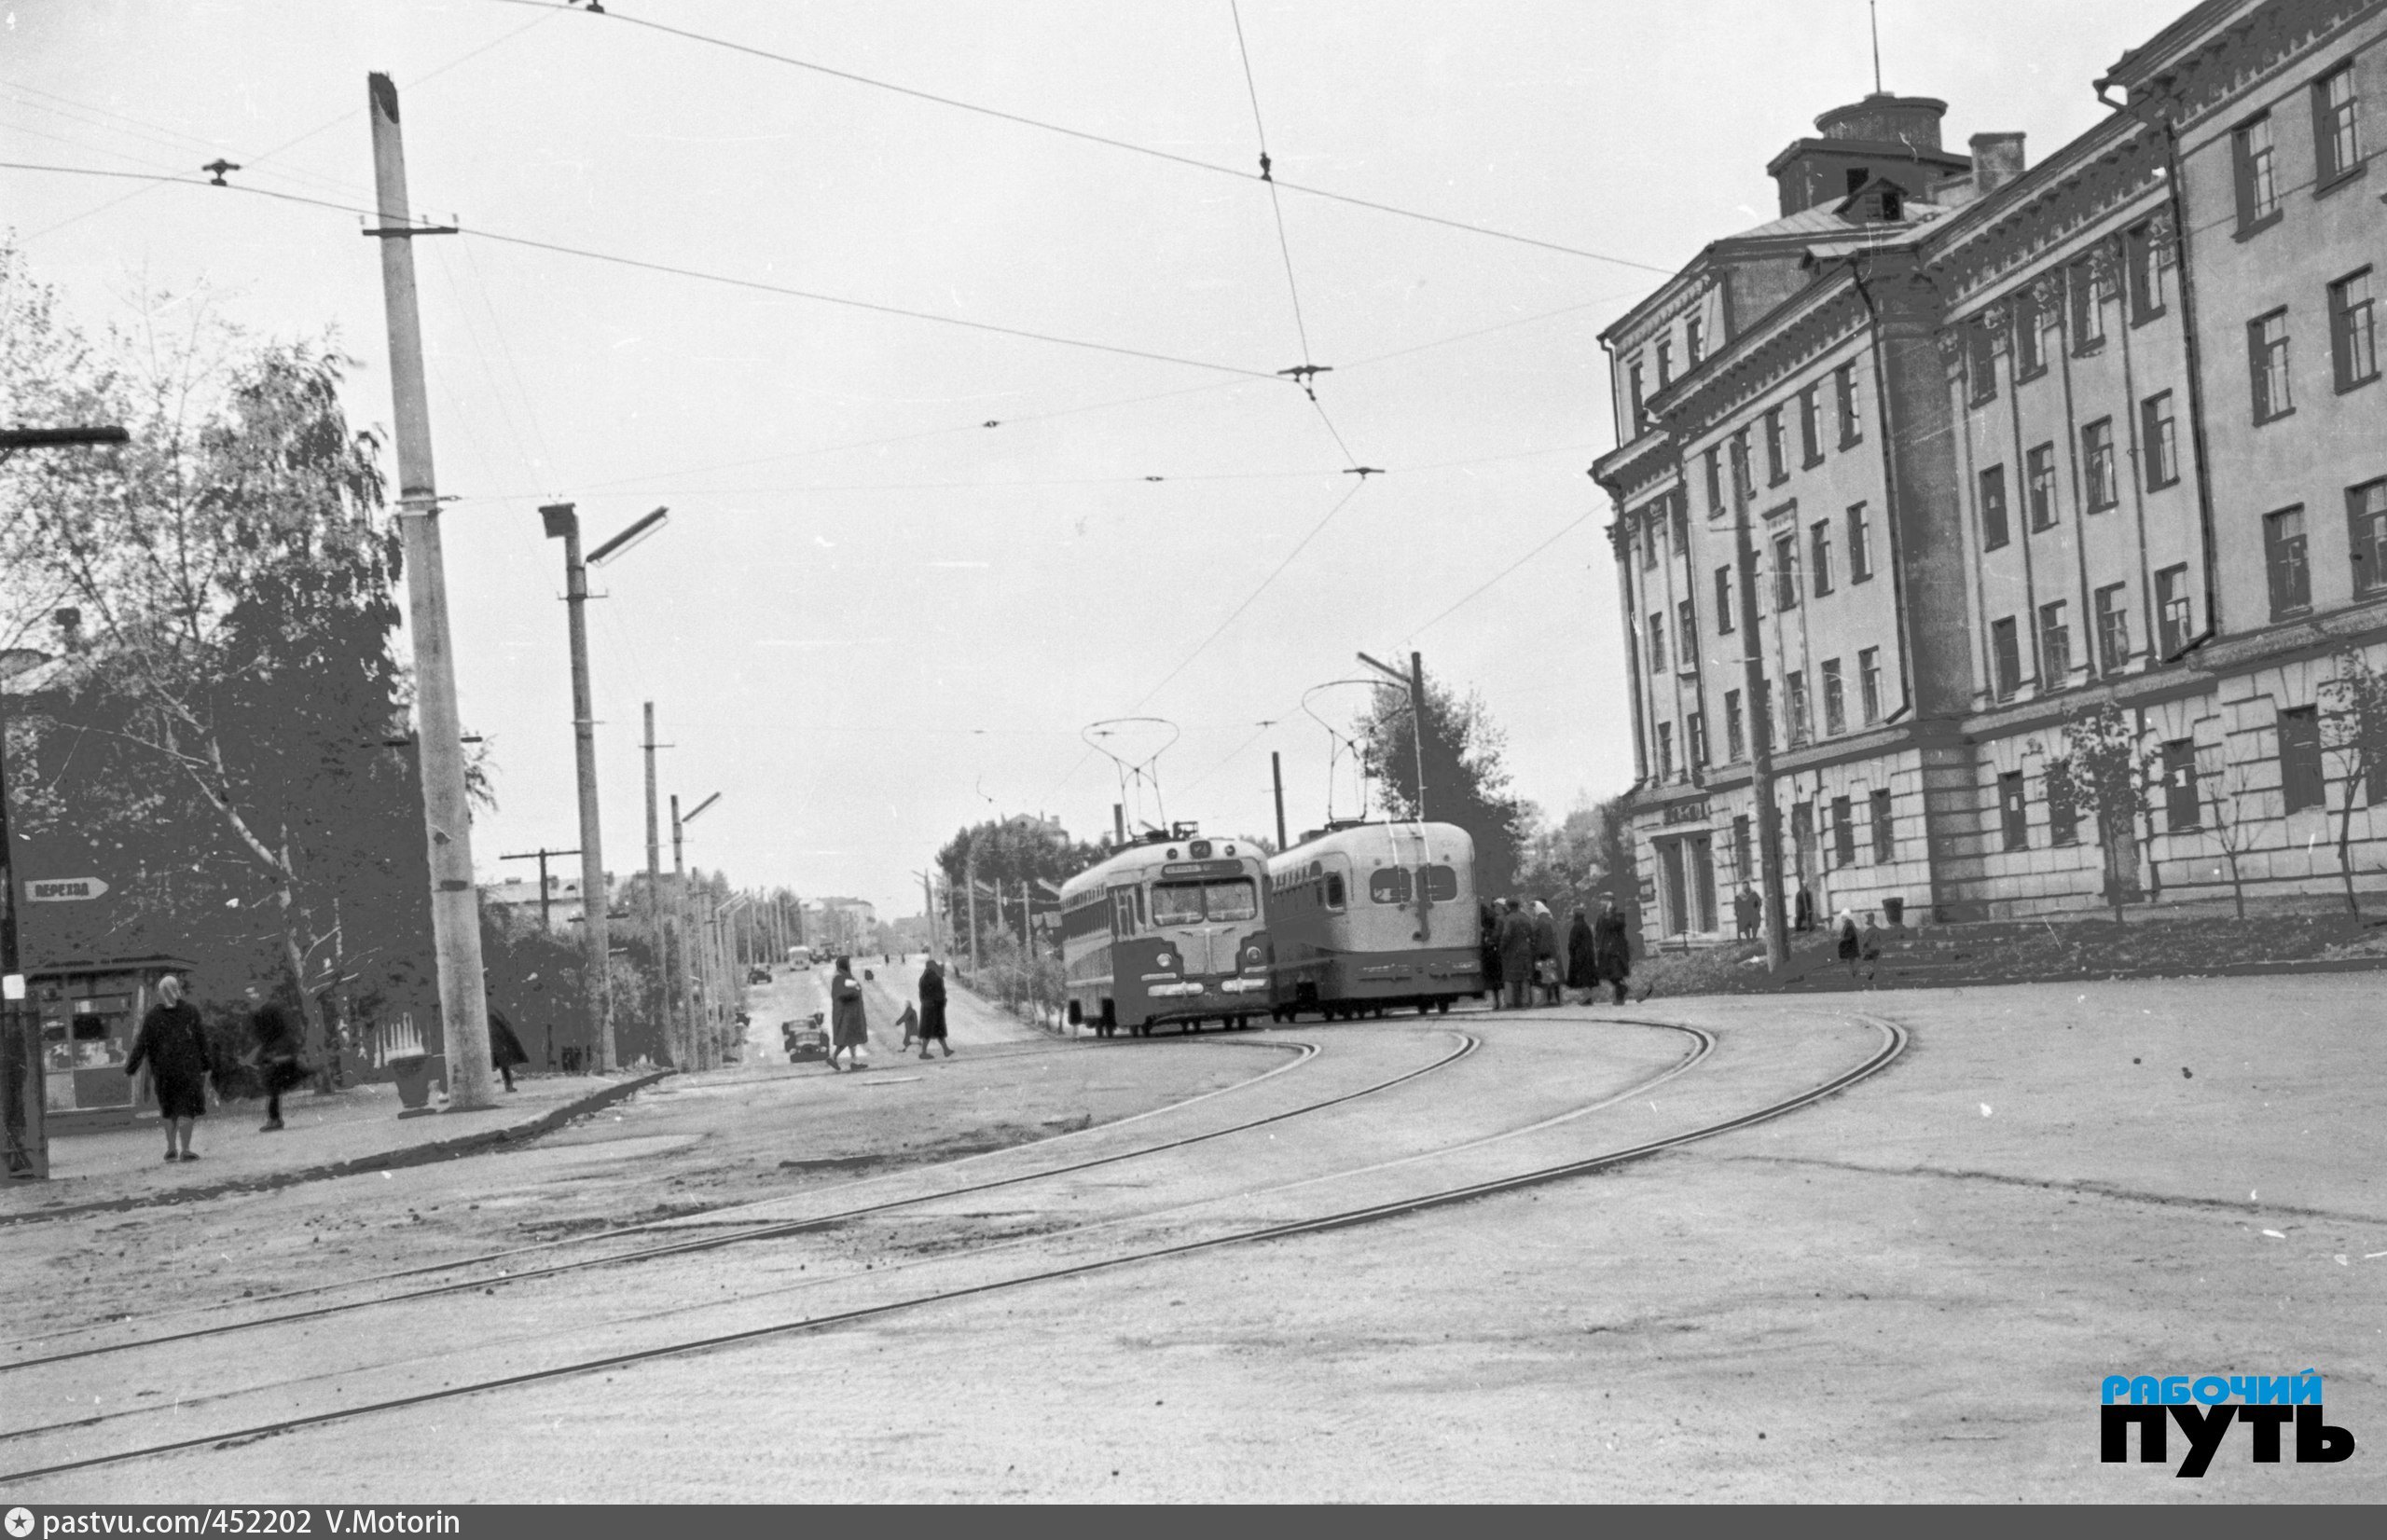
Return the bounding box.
[1152,884,1207,927]
[1323,874,1346,909]
[1423,864,1459,901]
[1203,880,1258,922]
[1368,867,1414,904]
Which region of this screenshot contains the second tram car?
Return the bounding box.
[1265,820,1481,1020]
[1057,824,1273,1037]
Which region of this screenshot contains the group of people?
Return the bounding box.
[1730,886,1893,986]
[822,953,951,1071]
[1481,893,1637,1010]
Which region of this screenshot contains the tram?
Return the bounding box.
[1265,820,1482,1020]
[1056,823,1273,1037]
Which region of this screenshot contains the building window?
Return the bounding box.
[2126,222,2170,323]
[2160,739,2201,832]
[2039,599,2072,685]
[1677,598,1698,668]
[1799,385,1824,467]
[1704,447,1725,517]
[1655,337,1675,391]
[2250,309,2294,421]
[1763,407,1788,485]
[1628,361,1648,434]
[2350,478,2387,597]
[1656,721,1675,778]
[1786,670,1810,746]
[1870,788,1894,862]
[1991,616,2022,700]
[2025,442,2059,529]
[2265,506,2311,617]
[2136,392,2178,492]
[2070,256,2105,351]
[2083,419,2118,511]
[1835,362,1862,447]
[1671,495,1690,553]
[1832,795,1856,868]
[1772,529,1801,611]
[1999,771,2029,851]
[1715,564,1736,632]
[1688,709,1709,768]
[2095,584,2132,671]
[2049,766,2079,846]
[1858,646,1883,724]
[1639,519,1658,571]
[1685,314,1704,366]
[1646,611,1667,673]
[2234,113,2281,230]
[2016,290,2047,378]
[1980,464,2010,551]
[1847,502,1873,582]
[2313,62,2361,186]
[1729,813,1750,884]
[1731,431,1755,502]
[1966,317,1999,406]
[1821,657,1846,736]
[2330,268,2378,392]
[1810,519,1834,596]
[2156,564,2194,656]
[2280,706,2325,813]
[1724,689,1745,760]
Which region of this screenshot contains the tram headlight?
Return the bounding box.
[1243,945,1263,968]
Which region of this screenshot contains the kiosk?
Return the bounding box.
[34,956,197,1133]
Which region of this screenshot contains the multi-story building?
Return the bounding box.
[1596,0,2387,939]
[481,872,611,933]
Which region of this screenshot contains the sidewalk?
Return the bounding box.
[0,1068,669,1223]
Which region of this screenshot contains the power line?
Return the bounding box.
[1402,507,1597,643]
[1228,0,1313,369]
[490,0,1675,277]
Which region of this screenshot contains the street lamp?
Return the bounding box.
[540,502,668,1075]
[672,791,721,1067]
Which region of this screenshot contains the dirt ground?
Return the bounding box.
[6,976,2380,1502]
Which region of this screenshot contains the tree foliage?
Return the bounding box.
[1358,676,1529,898]
[2051,701,2152,922]
[2319,646,2387,920]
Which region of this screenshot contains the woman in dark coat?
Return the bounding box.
[1591,895,1635,1006]
[1478,903,1503,999]
[127,973,212,1162]
[245,983,308,1132]
[1496,899,1537,1011]
[827,956,870,1071]
[916,957,952,1059]
[487,1000,530,1092]
[1565,906,1598,995]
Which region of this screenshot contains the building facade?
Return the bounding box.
[1595,0,2387,939]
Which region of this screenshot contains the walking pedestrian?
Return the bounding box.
[1858,911,1886,988]
[917,956,953,1058]
[1496,899,1536,1011]
[827,956,870,1071]
[1834,907,1861,979]
[244,983,307,1133]
[1479,902,1503,1002]
[1565,904,1597,1002]
[1793,884,1816,933]
[128,974,214,1162]
[1735,886,1759,942]
[1530,901,1563,1006]
[1592,894,1635,1006]
[485,984,530,1093]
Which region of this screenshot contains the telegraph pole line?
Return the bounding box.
[669,793,689,1068]
[642,702,672,1066]
[498,846,580,931]
[366,73,494,1110]
[1733,465,1791,969]
[541,503,611,1073]
[1271,751,1289,850]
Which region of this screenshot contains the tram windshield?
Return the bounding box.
[1151,879,1259,925]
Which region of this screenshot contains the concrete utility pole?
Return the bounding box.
[1358,649,1429,822]
[642,702,669,1066]
[918,870,938,960]
[366,73,494,1109]
[1733,469,1792,969]
[1271,751,1289,850]
[964,850,980,974]
[675,791,721,1066]
[541,502,610,1072]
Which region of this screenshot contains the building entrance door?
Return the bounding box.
[1658,840,1690,937]
[1688,834,1718,933]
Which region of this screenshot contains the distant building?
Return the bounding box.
[1594,0,2387,939]
[481,872,614,933]
[800,896,879,955]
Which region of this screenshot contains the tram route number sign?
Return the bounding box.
[22,877,109,903]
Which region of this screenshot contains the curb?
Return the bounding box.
[0,1069,675,1227]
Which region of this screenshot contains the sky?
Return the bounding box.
[1,0,2190,920]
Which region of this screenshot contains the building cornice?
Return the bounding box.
[1917,117,2167,304]
[2104,0,2385,127]
[1651,269,1876,435]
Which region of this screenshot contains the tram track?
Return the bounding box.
[1,1027,1477,1370]
[0,1011,1906,1485]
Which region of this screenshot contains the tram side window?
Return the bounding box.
[1323,873,1346,909]
[1368,867,1414,904]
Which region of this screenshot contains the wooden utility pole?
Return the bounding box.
[1733,469,1792,969]
[498,846,580,930]
[540,502,615,1073]
[920,870,938,960]
[964,850,980,974]
[1271,751,1289,850]
[1409,651,1428,823]
[366,74,494,1109]
[669,793,689,1068]
[642,702,669,1066]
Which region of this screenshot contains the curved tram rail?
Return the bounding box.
[0,1013,1905,1484]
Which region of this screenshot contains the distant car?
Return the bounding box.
[747,965,772,984]
[788,946,814,969]
[781,1014,829,1063]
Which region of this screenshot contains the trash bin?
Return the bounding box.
[1883,897,1906,928]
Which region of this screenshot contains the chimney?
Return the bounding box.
[52,607,81,653]
[1970,132,2026,195]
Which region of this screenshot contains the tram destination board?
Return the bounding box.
[1161,860,1249,878]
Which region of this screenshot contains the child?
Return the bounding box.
[895,1002,919,1052]
[1859,913,1885,989]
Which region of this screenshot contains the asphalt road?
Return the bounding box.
[3,976,2380,1501]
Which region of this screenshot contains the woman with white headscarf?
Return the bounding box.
[1834,907,1861,978]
